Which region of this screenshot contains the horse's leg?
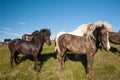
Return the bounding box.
[58,53,62,69]
[33,54,39,71]
[14,52,19,64]
[62,52,66,68]
[58,48,66,69]
[58,56,64,69]
[86,53,94,80]
[10,52,14,68]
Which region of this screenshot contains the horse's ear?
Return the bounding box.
[101,24,104,27]
[100,24,105,30]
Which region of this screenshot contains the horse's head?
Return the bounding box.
[89,22,111,51]
[99,26,110,51]
[41,29,51,46]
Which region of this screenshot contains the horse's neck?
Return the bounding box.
[93,31,100,50]
[87,31,100,50]
[33,33,45,48]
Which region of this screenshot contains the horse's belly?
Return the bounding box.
[68,46,86,54]
[67,40,87,54]
[17,45,32,55]
[18,48,31,55]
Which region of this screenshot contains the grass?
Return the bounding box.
[0,42,120,80]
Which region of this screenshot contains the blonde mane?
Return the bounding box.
[93,21,112,32]
[86,21,113,42]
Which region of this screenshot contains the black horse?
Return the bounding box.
[109,30,120,44]
[4,38,12,44]
[57,25,110,80]
[8,29,51,71]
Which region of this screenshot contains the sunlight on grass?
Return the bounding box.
[0,42,120,80]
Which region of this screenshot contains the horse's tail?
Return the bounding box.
[55,32,66,54]
[54,36,57,53]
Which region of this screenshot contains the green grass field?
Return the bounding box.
[0,42,120,80]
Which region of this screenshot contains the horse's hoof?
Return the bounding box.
[34,67,40,72]
[58,67,64,71]
[11,65,13,68]
[36,69,40,72]
[87,74,92,80]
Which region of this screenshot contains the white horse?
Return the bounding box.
[54,21,112,54]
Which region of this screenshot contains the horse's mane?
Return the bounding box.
[94,21,112,32]
[31,29,48,42]
[86,21,112,33]
[32,30,40,35]
[40,29,50,32]
[68,23,94,36]
[31,29,51,36]
[86,21,113,41]
[40,29,51,35]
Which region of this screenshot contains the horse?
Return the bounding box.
[22,34,33,41]
[109,30,120,44]
[57,25,110,80]
[4,39,12,44]
[22,30,40,41]
[54,21,112,53]
[8,29,51,71]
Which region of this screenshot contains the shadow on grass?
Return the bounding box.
[109,47,120,55]
[17,53,57,72]
[39,53,57,71]
[98,45,120,55]
[65,53,87,74]
[16,52,88,74]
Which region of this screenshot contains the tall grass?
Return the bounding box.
[0,42,120,80]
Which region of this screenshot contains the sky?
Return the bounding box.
[0,0,120,41]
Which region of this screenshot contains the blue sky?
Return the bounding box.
[0,0,120,41]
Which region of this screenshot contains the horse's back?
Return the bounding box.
[59,34,86,43]
[109,32,120,44]
[8,39,17,52]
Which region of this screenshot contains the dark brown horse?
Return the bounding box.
[4,39,12,44]
[57,25,110,80]
[109,30,120,44]
[8,29,51,71]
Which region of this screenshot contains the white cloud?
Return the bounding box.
[17,21,27,26]
[3,27,12,31]
[0,31,22,37]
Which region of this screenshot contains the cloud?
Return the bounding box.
[17,21,27,26]
[0,31,22,37]
[3,27,12,31]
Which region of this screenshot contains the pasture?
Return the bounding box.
[0,41,120,80]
